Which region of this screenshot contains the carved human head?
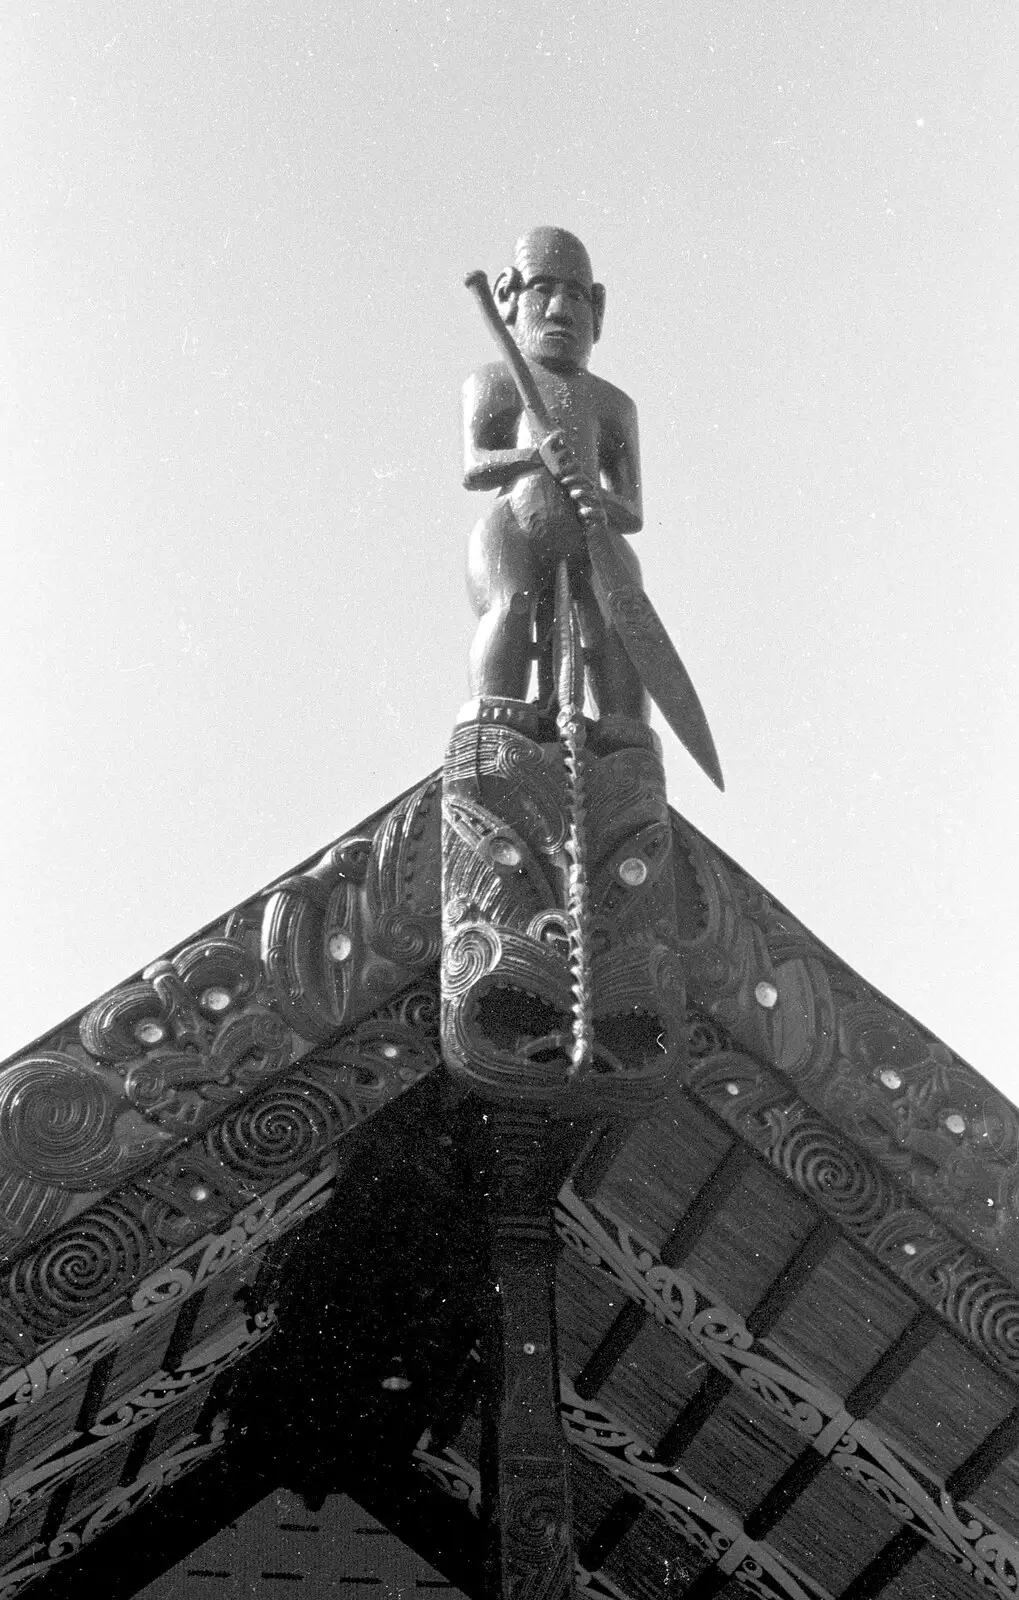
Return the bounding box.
[494,226,605,371]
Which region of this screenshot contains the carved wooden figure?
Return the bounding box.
[441,705,692,1595]
[445,229,712,1600]
[463,227,645,722]
[463,229,723,791]
[440,713,686,1116]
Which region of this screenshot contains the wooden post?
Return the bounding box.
[440,696,688,1596]
[480,1108,583,1600]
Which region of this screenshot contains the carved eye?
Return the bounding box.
[200,986,233,1014]
[489,839,522,869]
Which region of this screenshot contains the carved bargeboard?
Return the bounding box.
[440,713,686,1116]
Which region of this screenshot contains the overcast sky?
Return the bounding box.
[3,2,1017,1095]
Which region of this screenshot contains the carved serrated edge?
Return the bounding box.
[556,1185,1019,1599]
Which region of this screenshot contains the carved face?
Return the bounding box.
[512,274,596,373]
[440,720,688,1116]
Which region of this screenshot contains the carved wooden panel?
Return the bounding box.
[554,1186,1019,1596]
[0,1414,228,1599]
[413,1439,637,1600]
[0,775,1015,1600]
[681,1013,1019,1388]
[0,780,442,1263]
[441,717,685,1116]
[671,815,1019,1273]
[0,980,441,1599]
[261,779,442,1042]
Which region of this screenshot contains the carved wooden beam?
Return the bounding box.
[555,1185,1019,1596]
[480,1108,587,1600]
[440,707,691,1600]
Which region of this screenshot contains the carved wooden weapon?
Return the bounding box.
[464,269,724,792]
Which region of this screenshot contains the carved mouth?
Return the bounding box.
[475,987,571,1058]
[472,986,670,1078]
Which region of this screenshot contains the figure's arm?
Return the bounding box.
[597,390,643,534]
[462,365,541,491]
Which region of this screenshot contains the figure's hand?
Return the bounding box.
[564,475,603,528]
[539,429,603,529]
[538,428,577,480]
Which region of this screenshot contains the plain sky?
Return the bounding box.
[2,3,1016,1093]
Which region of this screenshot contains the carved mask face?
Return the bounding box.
[512,275,596,372]
[498,227,603,373]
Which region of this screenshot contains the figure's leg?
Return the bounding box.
[466,501,541,701]
[575,539,650,722]
[533,591,556,709]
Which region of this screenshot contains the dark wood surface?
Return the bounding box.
[2,773,1019,1599]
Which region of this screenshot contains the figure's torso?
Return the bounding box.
[514,366,600,474]
[464,359,641,537]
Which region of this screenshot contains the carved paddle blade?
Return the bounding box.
[586,529,725,791]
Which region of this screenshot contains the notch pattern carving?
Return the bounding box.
[1,779,1013,1289]
[0,1413,228,1599]
[671,815,1019,1271]
[0,1308,272,1534]
[417,1398,831,1600]
[557,1185,1019,1598]
[0,929,290,1255]
[0,1166,330,1424]
[261,778,442,1041]
[683,1014,1019,1386]
[0,983,439,1374]
[559,1380,832,1600]
[413,1439,636,1600]
[0,777,443,1258]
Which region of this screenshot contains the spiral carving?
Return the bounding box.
[505,1479,571,1566]
[389,983,440,1038]
[8,1202,154,1335]
[778,1121,893,1234]
[122,1051,206,1119]
[492,729,545,777]
[688,1014,731,1060]
[0,1054,132,1190]
[119,1010,288,1127]
[442,925,501,995]
[446,723,540,784]
[371,909,442,968]
[329,837,372,882]
[945,1272,1019,1372]
[207,1073,346,1181]
[80,983,171,1063]
[174,937,260,999]
[606,584,655,633]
